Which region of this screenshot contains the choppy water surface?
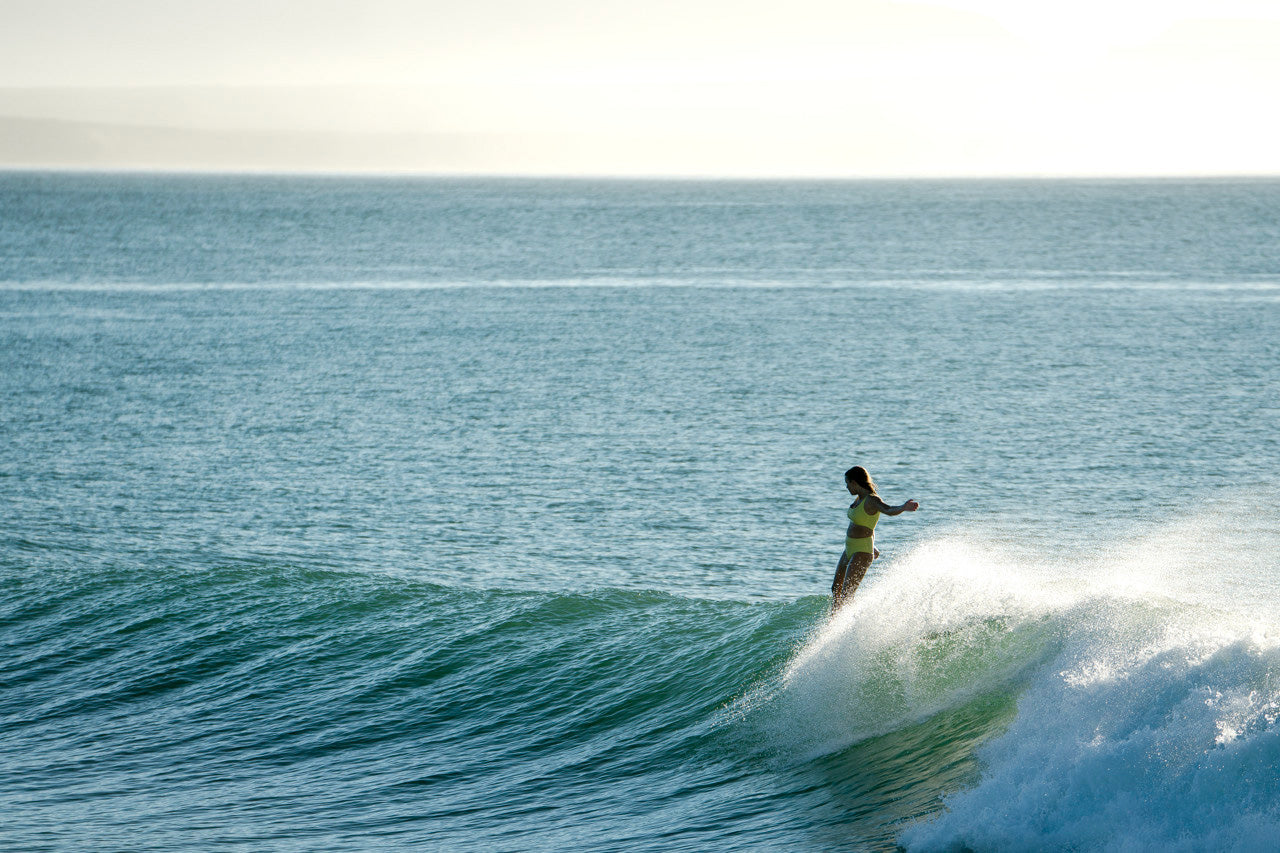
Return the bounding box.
[2,174,1279,851]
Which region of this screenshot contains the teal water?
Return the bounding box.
[3,174,1280,850]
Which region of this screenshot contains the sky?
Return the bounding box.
[1,0,1278,176]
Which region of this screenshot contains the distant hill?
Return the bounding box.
[0,115,529,173]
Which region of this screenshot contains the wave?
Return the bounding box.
[4,528,1280,850]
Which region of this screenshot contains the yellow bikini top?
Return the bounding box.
[847,496,880,531]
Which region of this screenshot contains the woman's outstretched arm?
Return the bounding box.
[872,497,919,516]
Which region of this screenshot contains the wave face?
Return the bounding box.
[7,524,1279,851]
[1,560,828,850]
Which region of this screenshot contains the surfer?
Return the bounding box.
[831,466,919,610]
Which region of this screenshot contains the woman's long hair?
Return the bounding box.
[845,465,880,498]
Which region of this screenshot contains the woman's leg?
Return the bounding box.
[834,552,873,609]
[832,552,850,603]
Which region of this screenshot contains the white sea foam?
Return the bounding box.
[899,622,1280,852]
[891,506,1280,851]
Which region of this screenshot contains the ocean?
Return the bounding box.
[2,173,1279,851]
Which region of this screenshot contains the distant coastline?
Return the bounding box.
[0,115,534,174]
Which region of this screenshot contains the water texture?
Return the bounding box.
[2,174,1279,851]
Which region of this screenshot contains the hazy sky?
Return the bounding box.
[3,0,1279,175]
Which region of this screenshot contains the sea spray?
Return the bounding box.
[739,539,1067,761]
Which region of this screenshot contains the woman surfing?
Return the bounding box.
[831,466,919,610]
